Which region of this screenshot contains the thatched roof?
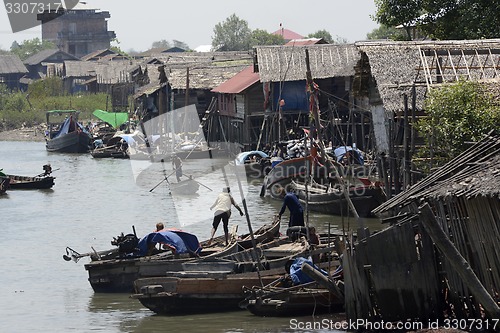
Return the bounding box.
[373,132,500,215]
[166,64,248,90]
[356,39,500,113]
[24,49,79,66]
[255,44,360,82]
[0,55,27,74]
[153,51,253,67]
[64,60,138,83]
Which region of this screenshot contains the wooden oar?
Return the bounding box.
[35,168,60,177]
[149,165,175,192]
[183,173,213,191]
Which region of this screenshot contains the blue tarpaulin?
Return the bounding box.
[136,229,202,256]
[52,116,88,139]
[235,151,269,165]
[289,257,329,285]
[333,146,364,165]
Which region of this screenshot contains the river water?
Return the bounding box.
[0,141,383,333]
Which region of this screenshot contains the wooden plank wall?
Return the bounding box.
[344,220,442,322]
[430,196,500,318]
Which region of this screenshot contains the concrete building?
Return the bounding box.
[37,2,115,58]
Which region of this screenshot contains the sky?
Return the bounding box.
[0,0,379,52]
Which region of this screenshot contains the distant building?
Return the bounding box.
[272,27,303,42]
[0,55,28,90]
[23,48,80,83]
[284,38,327,46]
[37,2,116,58]
[194,45,213,53]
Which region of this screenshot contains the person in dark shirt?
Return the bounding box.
[171,154,183,182]
[278,189,305,228]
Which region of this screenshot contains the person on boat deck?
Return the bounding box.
[150,222,170,253]
[171,154,183,182]
[308,226,321,263]
[209,187,244,246]
[42,164,52,176]
[278,189,305,230]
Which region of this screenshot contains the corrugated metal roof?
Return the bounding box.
[0,55,28,74]
[211,66,259,93]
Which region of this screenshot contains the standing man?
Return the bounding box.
[209,187,244,246]
[171,154,183,182]
[278,188,305,229]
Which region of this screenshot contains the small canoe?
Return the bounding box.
[169,178,199,195]
[6,174,55,189]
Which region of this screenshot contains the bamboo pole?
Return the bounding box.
[301,262,344,301]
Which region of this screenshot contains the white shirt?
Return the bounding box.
[211,192,238,216]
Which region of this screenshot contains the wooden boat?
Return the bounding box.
[234,150,270,179]
[234,216,281,249]
[244,286,343,316]
[261,156,311,195]
[131,244,341,315]
[218,237,310,273]
[5,174,55,189]
[242,257,345,316]
[131,273,281,315]
[45,110,92,153]
[91,136,130,159]
[174,146,219,160]
[168,178,199,195]
[292,180,386,217]
[66,219,281,293]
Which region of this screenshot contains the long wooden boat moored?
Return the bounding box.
[131,245,342,315]
[66,219,281,293]
[45,110,92,153]
[292,180,386,217]
[131,273,281,315]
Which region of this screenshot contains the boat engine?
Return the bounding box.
[111,233,139,254]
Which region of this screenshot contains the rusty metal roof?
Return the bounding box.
[284,38,327,46]
[211,66,259,93]
[272,28,303,40]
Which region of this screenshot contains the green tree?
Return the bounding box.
[367,24,408,40]
[421,0,500,40]
[151,39,171,49]
[307,29,334,43]
[415,79,500,166]
[373,0,422,40]
[28,77,65,99]
[10,38,55,60]
[172,40,190,51]
[110,39,130,58]
[250,29,285,47]
[374,0,500,40]
[212,14,252,51]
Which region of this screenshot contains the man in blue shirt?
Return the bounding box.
[278,189,305,228]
